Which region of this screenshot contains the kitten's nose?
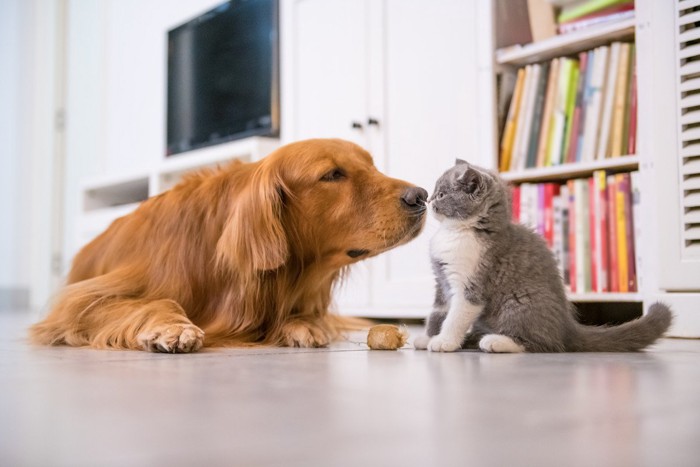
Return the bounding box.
[401,187,429,210]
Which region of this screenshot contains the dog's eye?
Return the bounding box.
[320,168,346,182]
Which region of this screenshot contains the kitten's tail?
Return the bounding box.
[571,302,673,352]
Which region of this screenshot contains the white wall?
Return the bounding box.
[0,0,26,291]
[62,0,232,266]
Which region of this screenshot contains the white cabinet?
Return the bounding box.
[284,0,482,317]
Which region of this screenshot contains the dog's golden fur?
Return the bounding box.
[29,139,426,352]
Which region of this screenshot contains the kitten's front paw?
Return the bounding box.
[413,335,430,350]
[428,334,461,352]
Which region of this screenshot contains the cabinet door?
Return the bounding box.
[369,0,482,314]
[289,0,372,310]
[290,0,369,147]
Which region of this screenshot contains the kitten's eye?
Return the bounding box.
[320,168,346,182]
[437,192,445,200]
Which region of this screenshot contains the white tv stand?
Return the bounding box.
[78,137,280,249]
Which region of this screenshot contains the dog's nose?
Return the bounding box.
[401,187,429,210]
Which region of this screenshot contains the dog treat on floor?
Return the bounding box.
[367,325,409,350]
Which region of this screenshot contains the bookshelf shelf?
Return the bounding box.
[567,292,643,303]
[501,155,639,183]
[496,17,636,66]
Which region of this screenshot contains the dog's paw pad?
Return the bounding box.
[282,322,330,348]
[138,323,205,353]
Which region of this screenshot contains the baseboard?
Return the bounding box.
[0,288,30,311]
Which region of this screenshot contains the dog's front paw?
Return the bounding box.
[413,335,430,350]
[428,334,462,352]
[282,321,330,348]
[138,323,205,353]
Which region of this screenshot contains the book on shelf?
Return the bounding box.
[499,41,636,173]
[557,0,634,25]
[558,8,634,35]
[511,170,639,293]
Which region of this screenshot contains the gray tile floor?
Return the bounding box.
[1,312,699,467]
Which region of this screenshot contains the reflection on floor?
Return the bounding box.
[1,312,699,467]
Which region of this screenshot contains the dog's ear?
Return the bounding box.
[217,166,289,273]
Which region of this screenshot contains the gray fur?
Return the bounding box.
[426,162,672,352]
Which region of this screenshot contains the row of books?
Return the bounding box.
[556,0,635,35]
[500,41,637,173]
[512,170,640,293]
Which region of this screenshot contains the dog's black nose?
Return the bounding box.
[401,187,429,210]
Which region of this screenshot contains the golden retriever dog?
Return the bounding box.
[30,139,428,352]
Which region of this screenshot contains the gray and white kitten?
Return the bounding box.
[414,159,672,353]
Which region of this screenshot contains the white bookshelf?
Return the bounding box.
[501,155,639,183]
[489,6,640,307]
[496,17,635,66]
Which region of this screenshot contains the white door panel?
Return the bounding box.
[372,0,480,309]
[293,0,368,147]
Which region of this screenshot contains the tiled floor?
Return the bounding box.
[1,312,699,467]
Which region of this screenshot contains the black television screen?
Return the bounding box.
[166,0,279,156]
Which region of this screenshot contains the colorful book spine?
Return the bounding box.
[594,170,609,292]
[567,51,589,164]
[500,68,526,172]
[610,43,631,157]
[607,175,619,291]
[527,62,551,168]
[536,59,560,168]
[631,171,642,290]
[589,177,597,292]
[567,179,577,291]
[615,173,629,292]
[512,185,521,223]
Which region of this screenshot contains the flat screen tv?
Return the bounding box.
[166,0,279,156]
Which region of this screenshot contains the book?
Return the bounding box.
[526,62,551,168]
[558,0,633,24]
[577,179,591,292]
[581,46,610,162]
[621,44,636,156]
[561,185,571,286]
[607,175,619,291]
[589,177,597,292]
[615,173,629,292]
[500,68,526,172]
[593,170,609,292]
[574,50,595,162]
[631,171,642,290]
[561,61,581,162]
[566,51,589,164]
[536,58,560,168]
[548,59,576,166]
[527,0,557,42]
[512,185,521,223]
[623,172,636,291]
[514,65,539,171]
[610,43,632,157]
[553,192,566,276]
[544,183,560,247]
[567,179,577,291]
[627,54,638,155]
[559,9,635,34]
[596,42,622,160]
[511,66,533,172]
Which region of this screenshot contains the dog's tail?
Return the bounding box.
[570,302,673,352]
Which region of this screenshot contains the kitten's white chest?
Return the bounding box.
[430,222,483,282]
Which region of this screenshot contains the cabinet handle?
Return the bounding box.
[367,118,380,126]
[351,121,363,130]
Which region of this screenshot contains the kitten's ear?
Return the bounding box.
[458,167,481,194]
[455,158,468,166]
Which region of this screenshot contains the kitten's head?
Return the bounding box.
[429,159,511,230]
